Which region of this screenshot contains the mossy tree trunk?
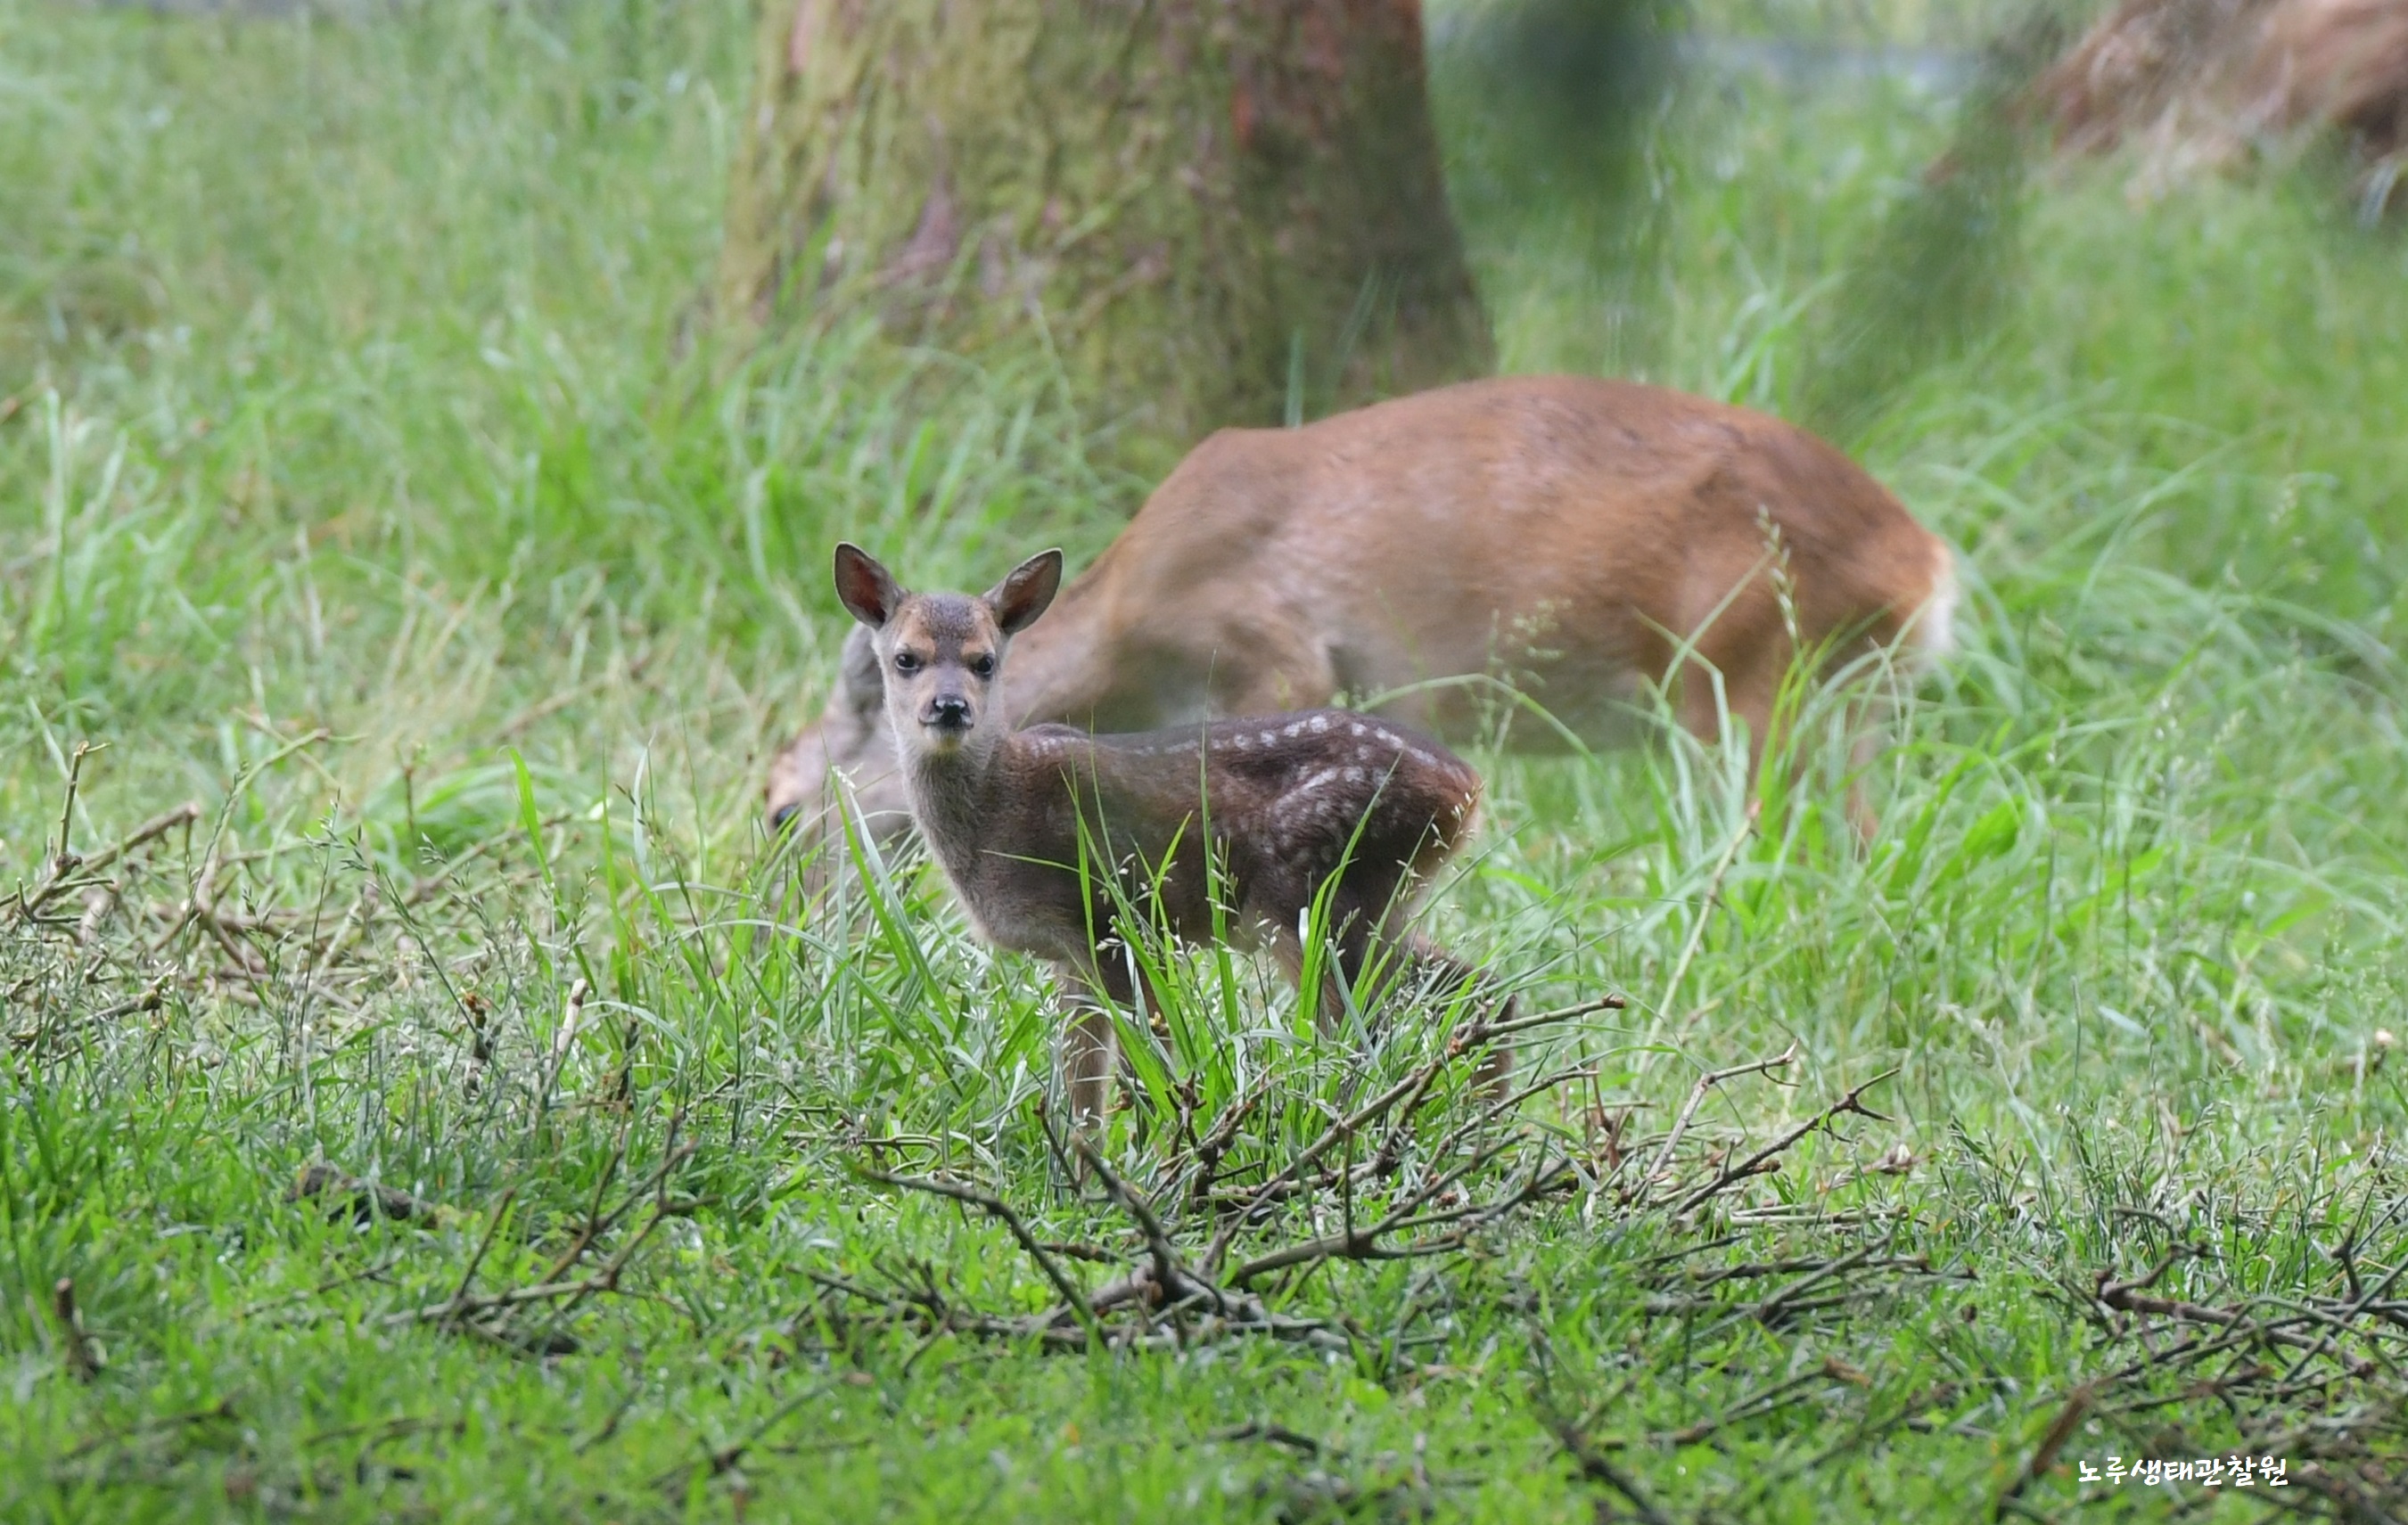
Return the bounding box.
[718,0,1492,468]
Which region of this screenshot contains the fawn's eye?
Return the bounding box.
[969,654,996,678]
[893,652,922,674]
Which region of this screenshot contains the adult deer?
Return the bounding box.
[770,375,1955,848]
[832,543,1499,1125]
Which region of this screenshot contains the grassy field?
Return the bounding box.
[4,1,2407,1519]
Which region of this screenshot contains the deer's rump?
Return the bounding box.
[1031,375,1950,750]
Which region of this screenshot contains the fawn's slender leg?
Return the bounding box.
[1264,920,1353,1037]
[1054,963,1120,1136]
[1055,946,1171,1135]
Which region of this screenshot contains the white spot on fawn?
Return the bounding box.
[1283,722,1304,739]
[1260,730,1278,745]
[1308,716,1329,733]
[1350,722,1366,736]
[1343,767,1364,783]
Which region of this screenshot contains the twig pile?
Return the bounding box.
[4,739,575,1076]
[2061,1227,2408,1518]
[798,1014,1919,1361]
[345,1124,704,1357]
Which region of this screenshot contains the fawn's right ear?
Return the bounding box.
[833,543,902,628]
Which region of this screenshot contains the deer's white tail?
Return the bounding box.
[1905,543,1960,673]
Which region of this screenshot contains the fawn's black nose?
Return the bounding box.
[924,695,972,729]
[768,802,798,832]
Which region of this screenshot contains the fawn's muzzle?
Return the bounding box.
[922,695,973,730]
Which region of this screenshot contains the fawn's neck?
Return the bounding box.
[898,730,1012,885]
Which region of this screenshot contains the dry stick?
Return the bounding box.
[1226,1136,1525,1286]
[1183,1073,1273,1203]
[57,1397,237,1463]
[79,802,201,879]
[856,1167,1098,1340]
[663,1376,836,1489]
[1642,1044,1797,1198]
[1072,1138,1212,1311]
[12,801,200,925]
[1203,1059,1584,1243]
[545,1184,699,1327]
[52,1277,102,1382]
[10,978,167,1049]
[386,1144,698,1333]
[540,978,592,1110]
[2092,1279,2381,1374]
[437,1187,520,1325]
[1714,1242,1887,1335]
[1668,1066,1899,1218]
[1552,1419,1679,1525]
[1623,1363,1849,1449]
[535,1125,634,1287]
[2090,1314,2326,1390]
[534,1122,691,1324]
[1418,1062,1596,1178]
[2255,1291,2408,1382]
[1993,1383,2094,1521]
[1200,994,1611,1279]
[1472,994,1626,1044]
[53,742,95,868]
[2275,1246,2408,1384]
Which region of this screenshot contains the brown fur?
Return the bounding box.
[774,375,1955,847]
[834,544,1496,1124]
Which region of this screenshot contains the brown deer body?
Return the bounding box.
[833,545,1494,1123]
[773,375,1956,844]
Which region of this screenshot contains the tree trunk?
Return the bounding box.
[717,0,1492,468]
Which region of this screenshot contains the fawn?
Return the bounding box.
[773,375,1955,849]
[832,542,1500,1125]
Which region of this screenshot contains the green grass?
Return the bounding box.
[4,2,2407,1520]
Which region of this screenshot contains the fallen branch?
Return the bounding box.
[52,1278,103,1382]
[856,1165,1099,1339]
[290,1164,453,1226]
[1642,1044,1797,1198]
[1668,1067,1899,1218]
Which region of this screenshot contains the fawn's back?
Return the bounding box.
[938,709,1481,969]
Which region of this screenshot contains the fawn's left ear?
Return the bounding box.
[984,549,1063,636]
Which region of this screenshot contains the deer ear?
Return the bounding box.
[833,543,902,628]
[985,548,1063,636]
[836,623,883,708]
